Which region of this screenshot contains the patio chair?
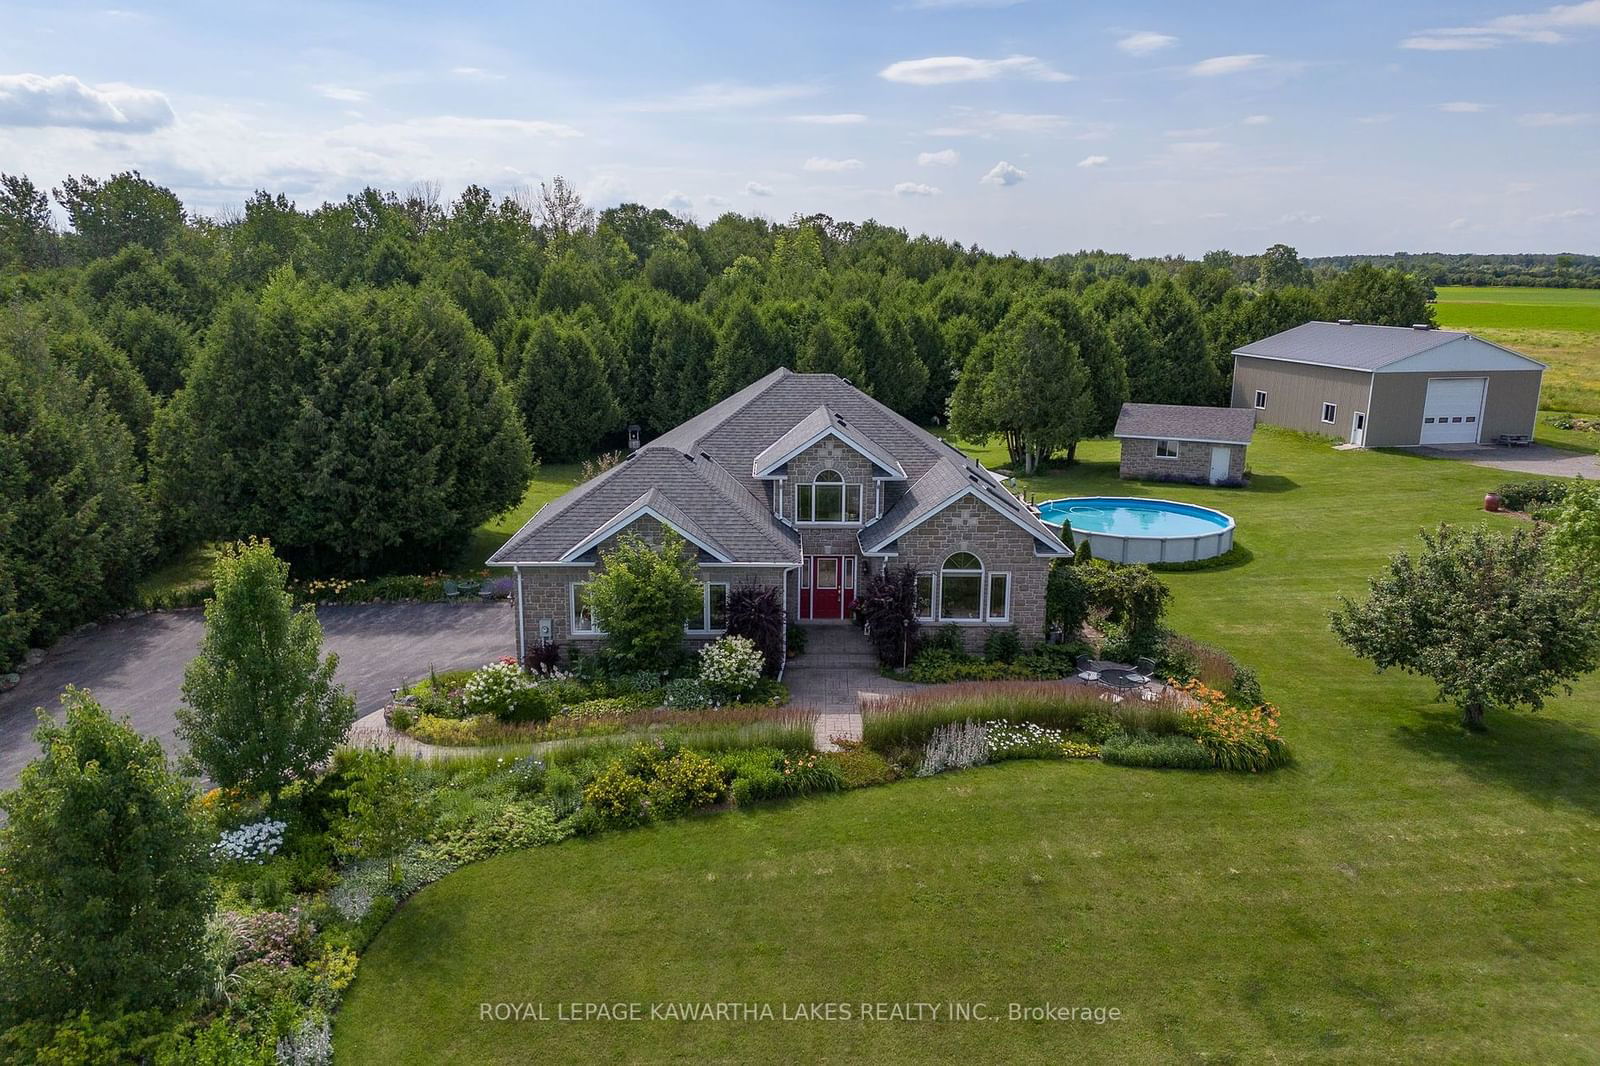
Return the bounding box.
[1074,654,1100,682]
[1126,656,1156,684]
[477,582,497,602]
[443,579,460,603]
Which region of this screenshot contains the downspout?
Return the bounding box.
[778,564,795,682]
[514,564,526,664]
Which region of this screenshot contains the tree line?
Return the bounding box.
[1306,251,1600,289]
[0,170,1435,668]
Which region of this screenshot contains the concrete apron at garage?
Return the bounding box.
[1413,442,1600,479]
[0,601,514,790]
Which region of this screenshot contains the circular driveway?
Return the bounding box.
[0,602,514,789]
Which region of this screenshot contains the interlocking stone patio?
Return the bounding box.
[783,623,921,749]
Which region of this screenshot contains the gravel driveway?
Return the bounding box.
[0,602,513,789]
[1414,442,1600,479]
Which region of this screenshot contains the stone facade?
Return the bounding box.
[874,502,1052,653]
[513,514,794,659]
[1118,437,1246,486]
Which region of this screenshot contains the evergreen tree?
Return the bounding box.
[104,304,195,396]
[51,328,156,455]
[0,688,213,1022]
[710,298,775,398]
[649,302,715,431]
[177,539,356,802]
[0,173,57,270]
[510,313,621,461]
[1139,278,1221,405]
[797,317,866,380]
[839,300,927,412]
[1036,290,1127,441]
[0,312,152,668]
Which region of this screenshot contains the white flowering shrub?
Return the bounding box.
[917,720,990,777]
[697,635,765,701]
[213,819,287,863]
[462,660,533,718]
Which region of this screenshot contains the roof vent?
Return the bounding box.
[1337,318,1353,325]
[1411,323,1432,330]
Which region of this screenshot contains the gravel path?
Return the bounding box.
[1414,442,1600,479]
[0,602,514,789]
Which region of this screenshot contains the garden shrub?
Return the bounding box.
[1082,562,1171,656]
[856,565,922,667]
[717,748,843,804]
[726,584,785,674]
[1494,478,1571,512]
[521,638,563,676]
[461,660,533,719]
[645,750,726,819]
[786,623,808,657]
[543,768,583,818]
[983,720,1069,761]
[983,627,1022,664]
[584,530,703,672]
[1100,733,1215,769]
[698,635,765,702]
[582,761,651,828]
[424,803,570,866]
[821,746,899,789]
[408,714,493,747]
[662,677,715,708]
[1045,558,1092,642]
[918,720,989,776]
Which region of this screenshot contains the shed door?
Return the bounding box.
[1419,378,1486,445]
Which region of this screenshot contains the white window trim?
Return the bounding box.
[986,571,1011,624]
[938,552,986,624]
[570,582,602,636]
[1253,390,1267,410]
[685,581,730,635]
[794,469,863,526]
[914,571,936,622]
[1155,439,1181,460]
[1321,402,1338,425]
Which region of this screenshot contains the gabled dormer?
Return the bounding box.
[751,405,907,525]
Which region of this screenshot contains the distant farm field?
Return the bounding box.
[1433,285,1600,416]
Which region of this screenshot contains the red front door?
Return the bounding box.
[801,556,856,620]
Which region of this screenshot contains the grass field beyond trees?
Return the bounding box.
[335,430,1600,1064]
[1434,285,1600,417]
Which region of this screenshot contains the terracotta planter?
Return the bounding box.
[1484,493,1501,512]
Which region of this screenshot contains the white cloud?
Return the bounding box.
[1277,210,1323,224]
[790,113,868,125]
[1448,217,1470,230]
[917,148,959,166]
[803,156,864,172]
[451,66,504,81]
[1532,206,1595,221]
[1401,0,1600,50]
[314,83,369,103]
[663,190,694,214]
[1077,154,1109,168]
[980,161,1027,186]
[927,107,1077,136]
[894,181,940,196]
[0,72,173,131]
[879,54,1073,85]
[1117,31,1178,56]
[633,82,817,112]
[1242,114,1271,125]
[745,181,774,196]
[1188,54,1267,76]
[1439,101,1490,112]
[1520,110,1592,125]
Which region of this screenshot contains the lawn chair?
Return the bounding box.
[1126,656,1156,684]
[1075,655,1100,682]
[443,579,460,603]
[477,581,498,603]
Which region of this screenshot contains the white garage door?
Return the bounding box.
[1420,378,1486,445]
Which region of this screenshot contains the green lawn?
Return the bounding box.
[336,430,1600,1064]
[1434,285,1600,416]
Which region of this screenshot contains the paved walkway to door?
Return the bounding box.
[783,624,921,749]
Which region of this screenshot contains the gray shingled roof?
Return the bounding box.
[752,404,906,479]
[487,446,799,565]
[1114,403,1256,445]
[1232,321,1466,371]
[489,367,1067,567]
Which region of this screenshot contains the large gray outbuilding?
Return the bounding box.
[1230,321,1545,447]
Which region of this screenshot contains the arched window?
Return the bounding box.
[940,551,983,620]
[795,468,862,523]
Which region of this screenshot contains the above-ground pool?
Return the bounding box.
[1036,496,1236,565]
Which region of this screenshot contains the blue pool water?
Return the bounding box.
[1036,497,1232,539]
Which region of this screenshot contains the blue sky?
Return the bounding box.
[2,0,1596,256]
